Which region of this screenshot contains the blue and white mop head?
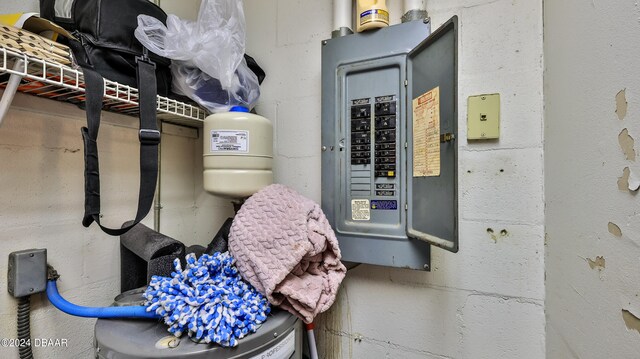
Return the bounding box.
[144,252,271,347]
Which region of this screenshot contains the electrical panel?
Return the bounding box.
[321,17,458,270]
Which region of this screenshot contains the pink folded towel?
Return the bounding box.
[228,184,346,323]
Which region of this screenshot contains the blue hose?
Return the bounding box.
[46,280,160,319]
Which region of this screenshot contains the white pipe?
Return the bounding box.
[0,60,25,127]
[404,0,426,13]
[306,326,318,359]
[402,0,428,22]
[333,0,352,32]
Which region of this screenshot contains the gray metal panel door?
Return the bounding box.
[406,16,458,252]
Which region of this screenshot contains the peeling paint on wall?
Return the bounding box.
[622,309,640,334]
[618,129,636,161]
[617,167,640,191]
[616,89,627,120]
[587,256,605,270]
[618,167,631,190]
[629,171,640,191]
[608,222,622,237]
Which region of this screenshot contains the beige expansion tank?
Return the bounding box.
[203,107,273,199]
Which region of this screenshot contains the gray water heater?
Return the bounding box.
[94,290,302,359]
[321,17,458,270]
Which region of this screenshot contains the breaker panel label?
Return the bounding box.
[351,98,370,105]
[371,200,398,210]
[412,87,440,177]
[210,130,248,153]
[351,199,371,220]
[376,183,395,190]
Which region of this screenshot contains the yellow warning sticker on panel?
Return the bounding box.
[351,199,370,221]
[412,86,440,177]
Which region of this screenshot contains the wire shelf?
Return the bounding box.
[0,46,208,126]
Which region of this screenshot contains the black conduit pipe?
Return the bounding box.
[17,296,33,359]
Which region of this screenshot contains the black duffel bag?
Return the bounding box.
[40,0,172,95]
[40,0,170,236]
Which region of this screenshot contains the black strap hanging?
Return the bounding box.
[79,52,160,236]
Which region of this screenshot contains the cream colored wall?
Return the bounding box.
[156,0,201,21]
[545,0,640,358]
[1,1,38,14]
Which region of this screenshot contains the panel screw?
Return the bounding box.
[322,146,327,151]
[29,253,34,257]
[29,288,34,292]
[423,264,430,270]
[273,332,278,338]
[322,40,328,45]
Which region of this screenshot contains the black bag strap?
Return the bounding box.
[79,50,160,236]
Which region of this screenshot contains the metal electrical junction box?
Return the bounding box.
[321,17,458,270]
[8,248,47,297]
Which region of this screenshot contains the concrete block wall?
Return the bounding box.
[0,92,230,357]
[1,0,37,13]
[545,1,640,358]
[244,0,544,358]
[156,0,201,22]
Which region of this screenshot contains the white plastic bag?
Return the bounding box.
[134,0,260,112]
